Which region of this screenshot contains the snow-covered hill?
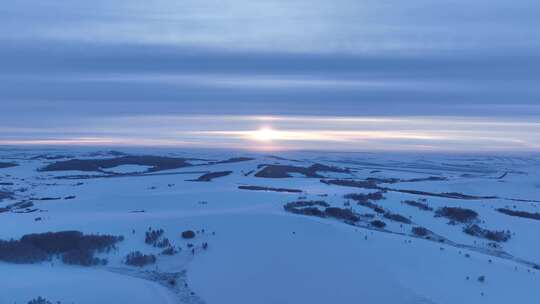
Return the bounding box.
[1,148,539,304]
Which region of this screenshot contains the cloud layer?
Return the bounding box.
[1,0,540,151]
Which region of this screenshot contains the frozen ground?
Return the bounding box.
[0,148,539,303]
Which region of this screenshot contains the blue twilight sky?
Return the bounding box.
[1,0,540,151]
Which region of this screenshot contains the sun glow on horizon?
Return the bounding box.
[3,115,540,152]
[252,128,280,141]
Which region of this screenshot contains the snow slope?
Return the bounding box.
[0,148,539,304]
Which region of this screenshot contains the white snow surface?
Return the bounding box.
[0,148,539,304]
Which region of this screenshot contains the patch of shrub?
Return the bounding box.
[497,208,540,221]
[0,231,123,265]
[239,185,303,193]
[285,201,330,208]
[435,207,478,223]
[292,207,326,217]
[283,201,330,217]
[124,251,156,267]
[383,212,412,224]
[161,246,177,255]
[212,157,254,164]
[255,165,323,178]
[0,162,17,169]
[324,207,359,222]
[155,238,171,248]
[145,228,164,246]
[321,179,379,189]
[8,201,34,210]
[0,189,13,201]
[181,230,196,239]
[371,220,386,229]
[411,226,429,237]
[27,297,52,304]
[402,200,433,211]
[191,171,232,182]
[463,224,511,242]
[344,192,386,203]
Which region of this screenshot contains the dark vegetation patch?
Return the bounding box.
[1,200,36,213]
[39,156,192,173]
[238,185,302,193]
[182,230,196,239]
[367,176,447,184]
[27,296,55,304]
[497,208,540,221]
[161,246,177,255]
[145,227,176,255]
[145,228,164,246]
[7,200,34,210]
[190,171,232,182]
[124,251,156,267]
[283,201,359,222]
[371,220,386,229]
[344,192,385,204]
[243,170,255,176]
[322,179,497,200]
[285,200,330,208]
[321,179,378,189]
[0,231,123,265]
[212,157,254,164]
[255,165,323,178]
[344,192,386,214]
[383,212,411,224]
[389,189,497,200]
[497,172,509,179]
[435,207,478,223]
[411,226,430,237]
[365,177,400,184]
[324,207,360,222]
[255,163,348,178]
[402,199,433,211]
[32,197,62,201]
[0,162,17,169]
[0,189,13,201]
[284,201,329,217]
[463,225,511,242]
[345,193,411,224]
[405,176,448,182]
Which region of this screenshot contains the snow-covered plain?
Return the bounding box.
[1,148,539,304]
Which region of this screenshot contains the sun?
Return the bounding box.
[252,128,279,141]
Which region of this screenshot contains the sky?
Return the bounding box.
[1,0,540,152]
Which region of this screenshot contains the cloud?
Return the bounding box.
[3,115,540,152]
[1,1,540,151]
[2,0,540,54]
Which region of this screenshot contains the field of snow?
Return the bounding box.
[1,148,539,304]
